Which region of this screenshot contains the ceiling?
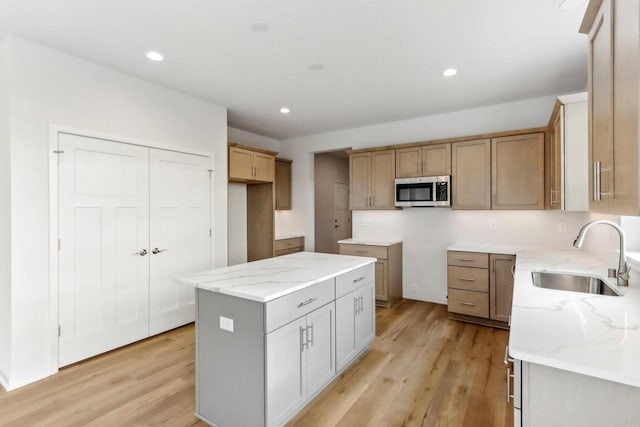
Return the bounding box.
[0,0,588,139]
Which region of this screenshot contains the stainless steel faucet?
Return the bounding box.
[573,220,629,286]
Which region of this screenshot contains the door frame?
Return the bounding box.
[48,124,215,375]
[332,180,351,253]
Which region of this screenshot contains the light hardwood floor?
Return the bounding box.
[0,300,512,426]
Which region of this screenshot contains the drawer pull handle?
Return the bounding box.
[297,298,317,308]
[459,277,475,281]
[356,250,368,254]
[287,243,294,246]
[459,258,474,262]
[353,276,366,284]
[460,302,475,306]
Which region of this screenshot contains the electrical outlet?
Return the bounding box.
[220,316,234,332]
[557,222,567,233]
[489,220,497,230]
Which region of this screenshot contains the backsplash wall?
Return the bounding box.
[352,209,590,303]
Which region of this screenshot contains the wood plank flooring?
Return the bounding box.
[0,300,512,426]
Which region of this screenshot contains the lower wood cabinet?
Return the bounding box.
[274,236,305,257]
[339,241,402,307]
[447,250,515,328]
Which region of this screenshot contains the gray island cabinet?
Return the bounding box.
[178,252,377,427]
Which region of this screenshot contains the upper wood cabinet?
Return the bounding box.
[451,139,491,210]
[491,133,545,210]
[581,0,640,215]
[395,143,451,178]
[228,143,276,183]
[349,150,396,210]
[275,158,292,210]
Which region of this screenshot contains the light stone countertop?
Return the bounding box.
[447,243,523,255]
[338,238,402,246]
[509,249,640,388]
[178,251,376,303]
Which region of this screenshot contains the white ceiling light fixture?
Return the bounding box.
[250,20,269,32]
[441,68,458,77]
[146,51,164,62]
[280,107,291,115]
[559,0,588,11]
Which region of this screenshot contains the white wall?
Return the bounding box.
[0,37,11,388]
[227,127,281,264]
[276,94,595,303]
[3,35,228,390]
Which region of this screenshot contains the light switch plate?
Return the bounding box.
[220,316,234,332]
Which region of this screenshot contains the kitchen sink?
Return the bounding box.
[531,271,620,296]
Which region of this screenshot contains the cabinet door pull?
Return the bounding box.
[506,366,513,403]
[359,295,364,313]
[307,323,314,347]
[459,277,475,282]
[297,298,317,308]
[511,264,516,277]
[460,302,475,306]
[300,326,307,352]
[353,276,366,284]
[354,296,358,316]
[503,345,514,365]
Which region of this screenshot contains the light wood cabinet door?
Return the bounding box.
[490,254,515,323]
[229,146,255,181]
[395,147,422,178]
[588,0,614,212]
[349,153,371,209]
[371,150,396,209]
[422,143,451,176]
[374,260,387,300]
[451,139,491,209]
[275,159,292,210]
[254,152,275,182]
[492,133,545,210]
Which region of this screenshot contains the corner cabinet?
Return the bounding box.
[349,150,396,210]
[275,158,292,210]
[491,133,545,210]
[581,0,640,215]
[447,250,515,328]
[229,143,276,183]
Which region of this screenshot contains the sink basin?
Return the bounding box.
[531,271,620,296]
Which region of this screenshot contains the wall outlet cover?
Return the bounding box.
[557,222,567,233]
[489,220,497,230]
[220,316,234,332]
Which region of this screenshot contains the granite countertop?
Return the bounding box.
[338,238,402,246]
[509,249,640,388]
[178,252,376,303]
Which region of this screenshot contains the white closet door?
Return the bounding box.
[58,133,150,367]
[149,149,211,335]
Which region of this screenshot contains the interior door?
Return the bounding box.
[149,149,211,335]
[58,133,150,367]
[332,181,351,254]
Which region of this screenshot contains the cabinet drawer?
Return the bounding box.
[336,264,374,298]
[274,247,302,257]
[339,244,388,260]
[447,251,489,268]
[447,289,489,318]
[265,278,335,333]
[447,266,489,292]
[274,237,304,252]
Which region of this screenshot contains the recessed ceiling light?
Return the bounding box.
[250,20,269,32]
[308,63,324,71]
[559,0,587,11]
[441,68,458,77]
[280,107,291,115]
[146,51,164,62]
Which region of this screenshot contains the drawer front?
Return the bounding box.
[336,264,375,298]
[447,251,489,268]
[274,237,304,252]
[265,278,335,333]
[447,266,489,292]
[447,288,489,318]
[275,247,302,257]
[339,244,388,260]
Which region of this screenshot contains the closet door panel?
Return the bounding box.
[149,149,211,335]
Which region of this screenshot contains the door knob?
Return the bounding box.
[133,249,148,256]
[334,225,340,228]
[152,248,167,255]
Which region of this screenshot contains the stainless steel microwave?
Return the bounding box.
[394,176,451,207]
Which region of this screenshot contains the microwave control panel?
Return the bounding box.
[435,182,448,201]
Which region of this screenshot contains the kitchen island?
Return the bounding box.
[179,252,376,427]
